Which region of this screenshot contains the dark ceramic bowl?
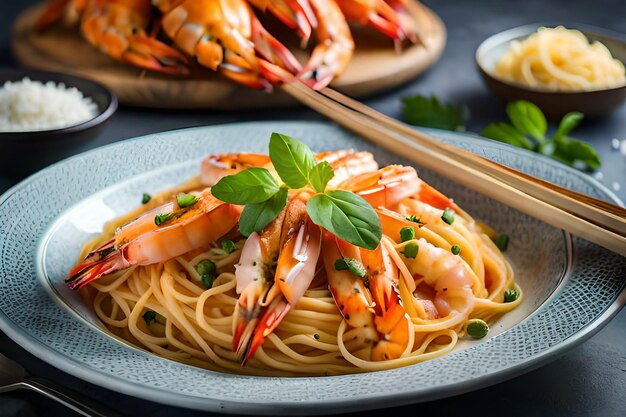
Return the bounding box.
[476,23,626,120]
[0,68,117,178]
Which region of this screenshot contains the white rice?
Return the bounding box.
[0,77,98,132]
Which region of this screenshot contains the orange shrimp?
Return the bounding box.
[159,0,302,89]
[67,188,242,289]
[322,230,411,361]
[38,0,189,74]
[232,192,322,364]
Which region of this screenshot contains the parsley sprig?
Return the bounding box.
[211,133,382,250]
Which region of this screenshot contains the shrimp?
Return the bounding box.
[38,0,189,75]
[322,230,411,361]
[199,149,378,187]
[248,0,317,42]
[377,209,477,320]
[335,0,411,42]
[200,153,272,186]
[233,192,322,364]
[338,165,419,209]
[67,188,242,290]
[299,0,354,90]
[158,0,302,90]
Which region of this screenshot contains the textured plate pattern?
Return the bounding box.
[0,122,625,415]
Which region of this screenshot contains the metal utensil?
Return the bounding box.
[0,352,119,416]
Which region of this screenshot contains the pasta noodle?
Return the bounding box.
[76,168,522,376]
[494,26,626,91]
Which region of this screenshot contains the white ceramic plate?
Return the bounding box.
[1,122,624,415]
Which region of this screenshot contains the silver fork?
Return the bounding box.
[0,352,120,416]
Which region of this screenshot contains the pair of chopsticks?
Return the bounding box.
[282,82,626,257]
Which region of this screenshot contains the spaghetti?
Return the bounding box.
[75,166,521,376]
[494,26,626,92]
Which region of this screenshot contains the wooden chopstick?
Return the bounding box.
[281,81,626,257]
[319,87,626,235]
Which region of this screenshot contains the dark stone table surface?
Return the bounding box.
[1,0,624,416]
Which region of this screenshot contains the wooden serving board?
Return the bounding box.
[12,2,446,109]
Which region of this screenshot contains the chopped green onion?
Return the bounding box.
[196,260,217,289]
[451,245,461,255]
[493,234,509,251]
[504,289,519,303]
[222,240,237,254]
[177,193,198,208]
[314,333,320,340]
[142,310,157,326]
[154,212,174,226]
[441,207,455,225]
[334,257,367,278]
[406,215,424,224]
[141,193,151,204]
[400,227,415,242]
[466,319,489,338]
[196,260,216,277]
[401,242,419,259]
[201,274,214,289]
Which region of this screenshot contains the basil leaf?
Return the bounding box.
[269,132,315,189]
[308,161,335,193]
[554,112,583,141]
[480,123,534,150]
[506,100,547,142]
[551,136,601,170]
[306,190,381,250]
[211,168,280,205]
[402,95,468,131]
[239,187,288,236]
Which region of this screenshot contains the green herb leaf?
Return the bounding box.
[154,212,174,226]
[402,95,468,131]
[506,100,547,142]
[551,136,601,170]
[212,168,280,205]
[269,132,315,189]
[451,244,461,255]
[441,207,455,225]
[307,190,382,250]
[196,260,216,278]
[334,257,367,277]
[201,274,214,289]
[480,122,534,150]
[406,215,424,225]
[401,242,419,258]
[239,186,288,236]
[308,161,335,193]
[221,240,237,254]
[141,193,151,204]
[554,112,583,141]
[143,310,157,326]
[177,193,198,208]
[492,234,509,251]
[400,227,415,242]
[466,318,489,338]
[504,288,520,303]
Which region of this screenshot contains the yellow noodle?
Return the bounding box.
[75,178,521,376]
[495,26,626,91]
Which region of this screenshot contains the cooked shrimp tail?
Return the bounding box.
[122,35,189,75]
[299,0,354,90]
[233,195,321,364]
